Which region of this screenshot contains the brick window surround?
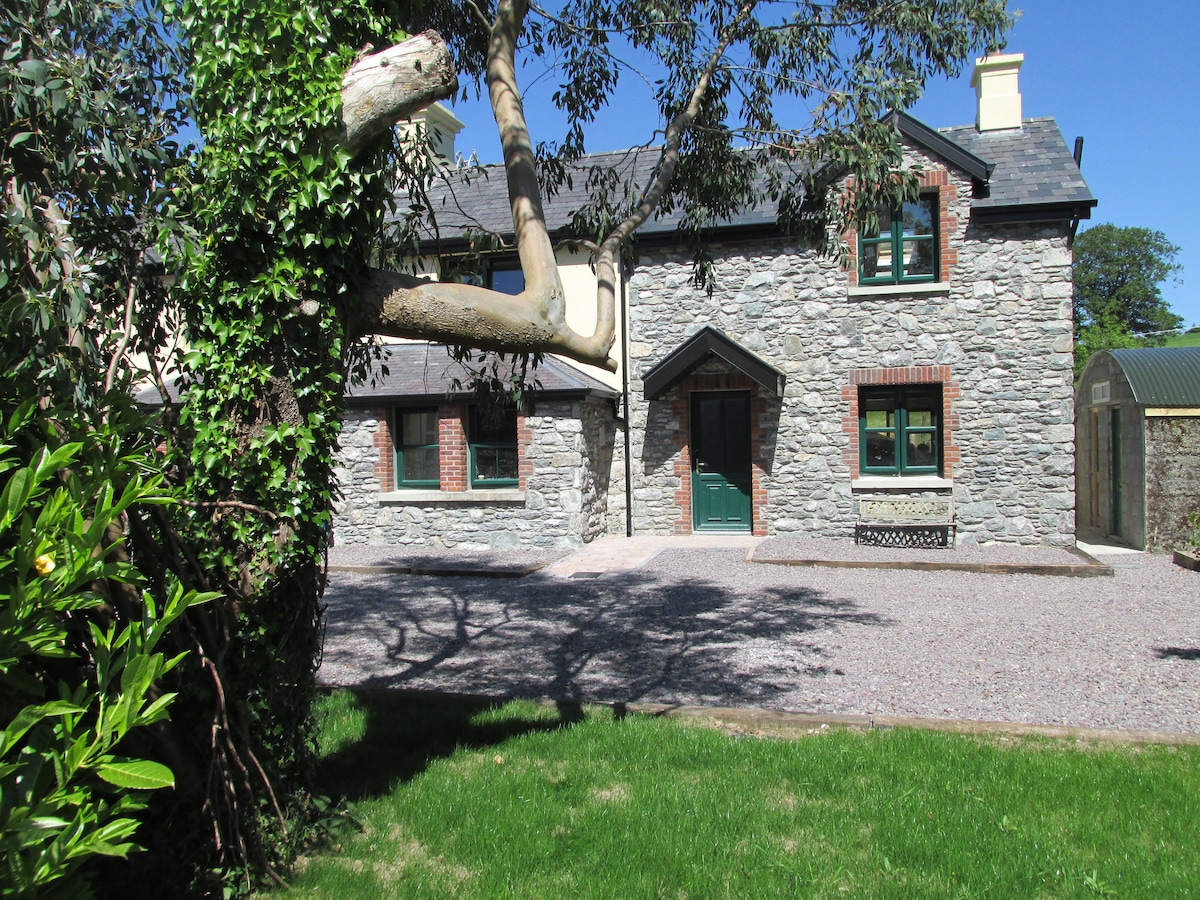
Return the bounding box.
[841,366,961,479]
[843,170,958,288]
[372,405,530,492]
[669,372,770,536]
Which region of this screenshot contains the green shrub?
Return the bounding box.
[0,404,215,897]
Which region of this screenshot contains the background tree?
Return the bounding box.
[1073,223,1184,374]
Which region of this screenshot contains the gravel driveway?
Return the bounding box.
[318,545,1200,734]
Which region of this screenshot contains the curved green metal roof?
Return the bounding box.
[1109,346,1200,406]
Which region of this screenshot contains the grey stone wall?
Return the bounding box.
[577,398,617,542]
[333,398,615,550]
[623,149,1076,547]
[1145,416,1200,552]
[606,421,629,537]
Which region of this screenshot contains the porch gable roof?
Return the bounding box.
[641,326,786,400]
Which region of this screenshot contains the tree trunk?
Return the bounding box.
[340,31,459,157]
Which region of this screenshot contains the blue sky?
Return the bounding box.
[443,1,1198,329]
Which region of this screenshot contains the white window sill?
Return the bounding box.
[380,489,525,504]
[852,476,952,492]
[848,281,951,298]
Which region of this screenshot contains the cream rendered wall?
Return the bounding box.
[555,246,624,390]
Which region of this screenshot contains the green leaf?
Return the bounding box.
[1,701,84,755]
[0,467,34,532]
[96,759,176,790]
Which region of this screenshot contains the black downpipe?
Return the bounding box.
[1069,136,1085,245]
[621,261,633,537]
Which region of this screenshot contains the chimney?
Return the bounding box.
[971,53,1024,132]
[398,102,466,163]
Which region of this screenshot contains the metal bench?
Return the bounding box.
[855,497,955,549]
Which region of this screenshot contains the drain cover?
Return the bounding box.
[569,571,603,579]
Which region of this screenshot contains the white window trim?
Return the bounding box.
[380,489,525,504]
[848,281,951,298]
[851,475,953,492]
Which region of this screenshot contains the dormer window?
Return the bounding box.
[859,197,937,285]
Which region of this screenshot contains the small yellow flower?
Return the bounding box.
[34,554,55,576]
[493,755,505,765]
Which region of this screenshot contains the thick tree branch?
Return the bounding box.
[340,31,458,157]
[352,268,618,370]
[337,12,636,369]
[593,1,759,336]
[487,0,571,332]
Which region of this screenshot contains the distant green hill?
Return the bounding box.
[1162,330,1200,348]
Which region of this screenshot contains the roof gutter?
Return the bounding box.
[972,199,1097,226]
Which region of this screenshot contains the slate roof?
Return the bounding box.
[1108,347,1200,407]
[344,342,618,405]
[134,342,618,407]
[939,118,1095,219]
[408,113,1094,246]
[642,326,786,400]
[411,145,780,242]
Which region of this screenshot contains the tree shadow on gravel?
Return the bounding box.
[1154,647,1200,661]
[318,550,893,710]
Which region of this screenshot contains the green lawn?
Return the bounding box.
[1162,330,1200,347]
[277,690,1200,898]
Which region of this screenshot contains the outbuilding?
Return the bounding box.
[1075,346,1200,550]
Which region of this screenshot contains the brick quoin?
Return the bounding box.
[516,413,531,491]
[671,371,771,536]
[842,366,960,479]
[371,408,396,492]
[438,404,467,492]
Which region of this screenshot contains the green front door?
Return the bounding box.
[691,392,752,531]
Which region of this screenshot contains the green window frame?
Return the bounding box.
[859,386,942,476]
[487,259,525,295]
[395,408,440,488]
[859,196,937,285]
[440,256,525,294]
[469,406,519,488]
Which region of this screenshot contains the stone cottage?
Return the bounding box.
[333,52,1096,550]
[334,342,617,550]
[1075,346,1200,551]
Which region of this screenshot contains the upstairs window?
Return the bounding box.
[395,409,440,488]
[860,386,941,476]
[859,196,937,285]
[488,260,525,295]
[439,257,525,294]
[469,406,518,488]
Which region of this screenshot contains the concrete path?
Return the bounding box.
[543,533,1126,578]
[544,533,762,578]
